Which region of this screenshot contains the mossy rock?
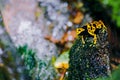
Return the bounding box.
[68,24,111,80]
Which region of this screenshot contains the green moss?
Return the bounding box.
[68,25,111,80]
[17,45,57,80]
[0,66,12,80]
[96,65,120,80]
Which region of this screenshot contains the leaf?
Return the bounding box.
[54,51,69,69]
[73,11,83,24]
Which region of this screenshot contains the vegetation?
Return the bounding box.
[101,0,120,27]
[17,45,57,80]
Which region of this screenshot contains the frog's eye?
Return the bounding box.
[93,24,96,27]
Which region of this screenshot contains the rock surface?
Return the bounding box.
[1,0,58,59]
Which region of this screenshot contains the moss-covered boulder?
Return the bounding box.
[68,21,111,80]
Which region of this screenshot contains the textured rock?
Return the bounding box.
[0,24,24,80]
[68,21,111,80]
[1,0,58,60]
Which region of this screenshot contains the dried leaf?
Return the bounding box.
[73,11,83,24]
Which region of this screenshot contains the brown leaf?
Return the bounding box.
[73,11,83,24]
[60,30,77,44]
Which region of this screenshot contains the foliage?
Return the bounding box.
[54,51,69,69]
[17,45,57,80]
[18,45,36,70]
[54,51,69,80]
[101,0,120,27]
[0,13,4,27]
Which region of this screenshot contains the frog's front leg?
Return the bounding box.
[93,34,97,44]
[88,30,97,44]
[81,35,85,44]
[76,28,85,44]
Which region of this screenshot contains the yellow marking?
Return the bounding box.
[76,28,85,35]
[76,20,107,44]
[81,35,85,44]
[87,23,97,44]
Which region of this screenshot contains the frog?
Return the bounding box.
[76,20,107,44]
